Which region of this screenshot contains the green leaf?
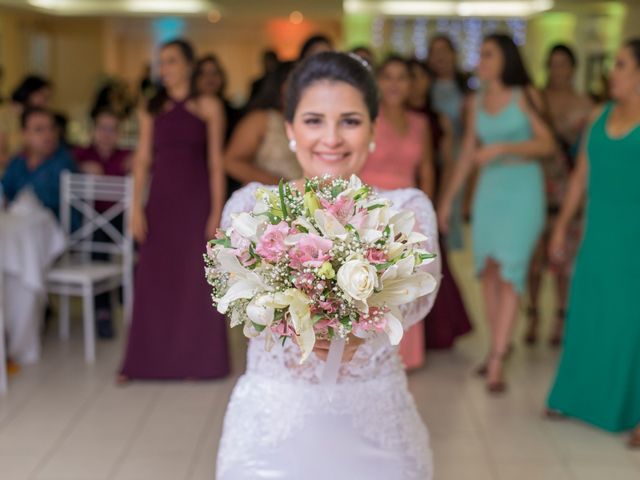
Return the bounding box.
[251,322,266,332]
[366,203,385,211]
[210,237,231,248]
[278,179,289,221]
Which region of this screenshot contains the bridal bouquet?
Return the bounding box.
[205,175,437,364]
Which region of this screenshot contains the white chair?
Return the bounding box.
[46,172,133,363]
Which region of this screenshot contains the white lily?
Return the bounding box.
[215,249,269,314]
[230,212,264,242]
[369,256,437,307]
[383,307,404,345]
[314,209,348,240]
[265,289,315,363]
[246,294,276,327]
[388,209,415,237]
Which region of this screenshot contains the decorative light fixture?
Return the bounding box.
[345,0,554,17]
[208,9,222,23]
[27,0,219,15]
[289,11,304,24]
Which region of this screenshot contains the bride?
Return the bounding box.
[216,52,441,480]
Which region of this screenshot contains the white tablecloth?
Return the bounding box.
[0,208,66,364]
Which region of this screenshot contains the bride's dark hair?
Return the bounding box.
[284,51,379,122]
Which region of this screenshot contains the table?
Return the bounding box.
[0,208,66,373]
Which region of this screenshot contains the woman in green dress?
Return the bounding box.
[439,34,555,393]
[547,39,640,448]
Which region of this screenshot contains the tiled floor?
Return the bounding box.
[1,239,639,479]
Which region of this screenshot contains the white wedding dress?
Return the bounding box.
[216,183,441,480]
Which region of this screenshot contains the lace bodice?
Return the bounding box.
[220,182,441,384]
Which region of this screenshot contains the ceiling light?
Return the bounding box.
[208,9,222,23]
[289,11,304,24]
[344,0,554,17]
[125,1,207,14]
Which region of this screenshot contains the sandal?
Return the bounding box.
[549,309,565,347]
[524,307,539,346]
[486,351,508,395]
[628,427,640,449]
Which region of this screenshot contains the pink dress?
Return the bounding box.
[360,110,427,370]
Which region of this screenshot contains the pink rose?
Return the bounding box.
[289,234,333,269]
[366,248,387,264]
[255,221,290,262]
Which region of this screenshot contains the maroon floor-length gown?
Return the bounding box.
[120,99,230,379]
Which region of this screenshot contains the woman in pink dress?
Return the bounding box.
[360,55,435,370]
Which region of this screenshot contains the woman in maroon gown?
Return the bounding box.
[119,39,229,380]
[408,60,472,350]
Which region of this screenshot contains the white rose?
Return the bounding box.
[337,259,378,301]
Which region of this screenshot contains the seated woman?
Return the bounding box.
[1,107,76,218]
[74,108,131,177]
[73,107,131,339]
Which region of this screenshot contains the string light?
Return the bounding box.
[368,17,530,69]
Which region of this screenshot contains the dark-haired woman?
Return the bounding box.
[194,54,242,145]
[359,56,434,370]
[216,52,440,480]
[0,75,52,167]
[439,34,555,393]
[224,62,301,185]
[525,44,593,346]
[298,34,333,61]
[427,35,468,251]
[408,59,473,351]
[547,39,640,447]
[119,39,229,380]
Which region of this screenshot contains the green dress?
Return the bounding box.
[472,88,545,293]
[547,103,640,432]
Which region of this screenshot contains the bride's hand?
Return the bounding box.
[313,335,365,363]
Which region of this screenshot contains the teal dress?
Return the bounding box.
[472,89,545,293]
[547,103,640,432]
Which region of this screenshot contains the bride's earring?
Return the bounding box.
[289,139,297,153]
[369,141,376,153]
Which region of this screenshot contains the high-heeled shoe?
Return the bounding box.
[543,408,565,420]
[486,351,508,395]
[116,374,130,386]
[549,309,565,347]
[524,307,539,346]
[475,344,515,378]
[628,428,640,449]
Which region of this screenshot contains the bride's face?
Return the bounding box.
[286,80,374,179]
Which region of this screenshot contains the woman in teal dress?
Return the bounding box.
[439,34,555,393]
[547,39,640,448]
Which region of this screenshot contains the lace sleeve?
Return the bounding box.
[390,189,442,329]
[220,182,263,230]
